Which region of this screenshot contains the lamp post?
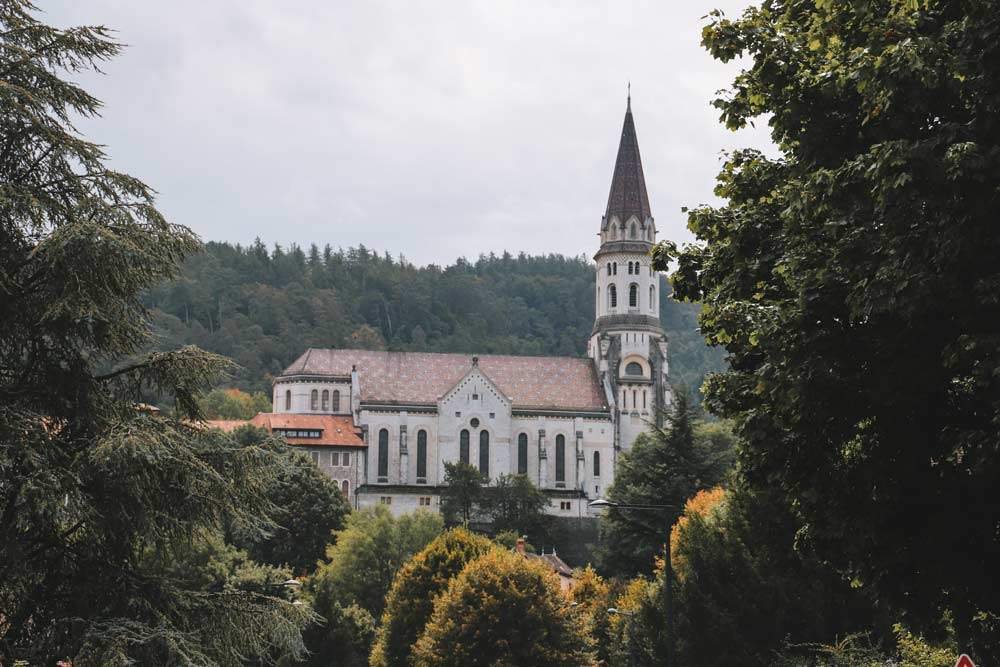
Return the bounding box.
[590,498,677,667]
[607,607,639,667]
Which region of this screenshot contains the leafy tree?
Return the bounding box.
[225,425,350,574]
[439,461,487,525]
[606,575,666,667]
[492,529,535,554]
[598,391,733,576]
[308,506,443,619]
[669,485,876,666]
[297,600,376,667]
[0,3,309,664]
[200,388,271,419]
[411,550,593,666]
[482,473,549,538]
[656,0,1000,658]
[370,528,494,667]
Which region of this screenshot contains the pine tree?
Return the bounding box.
[0,3,311,663]
[598,391,732,576]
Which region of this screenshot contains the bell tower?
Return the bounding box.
[588,94,672,451]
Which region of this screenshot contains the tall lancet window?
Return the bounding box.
[608,284,617,309]
[479,430,490,477]
[649,285,655,311]
[517,433,528,474]
[459,429,470,464]
[593,451,601,477]
[332,390,340,412]
[629,283,638,307]
[555,435,566,484]
[310,389,318,411]
[416,430,427,479]
[321,389,329,411]
[377,428,389,480]
[284,390,291,411]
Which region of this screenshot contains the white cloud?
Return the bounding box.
[45,0,774,265]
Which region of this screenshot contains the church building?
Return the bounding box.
[269,98,672,516]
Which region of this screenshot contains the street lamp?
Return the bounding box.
[607,607,639,667]
[590,498,677,667]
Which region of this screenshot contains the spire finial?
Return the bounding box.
[627,80,631,110]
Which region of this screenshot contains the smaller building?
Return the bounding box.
[514,537,574,592]
[206,413,365,501]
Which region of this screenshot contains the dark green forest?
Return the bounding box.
[143,240,724,395]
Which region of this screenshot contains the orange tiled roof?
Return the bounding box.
[203,419,250,432]
[279,349,607,413]
[205,413,365,448]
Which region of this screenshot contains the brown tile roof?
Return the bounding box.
[279,349,607,413]
[203,419,250,432]
[205,413,365,447]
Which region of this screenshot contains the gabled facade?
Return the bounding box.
[270,98,671,517]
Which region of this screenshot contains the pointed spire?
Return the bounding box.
[604,92,651,225]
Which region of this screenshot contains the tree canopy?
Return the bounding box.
[225,425,351,574]
[0,3,310,664]
[598,392,734,576]
[654,0,1000,658]
[307,506,443,620]
[370,527,494,667]
[411,549,592,667]
[142,241,725,400]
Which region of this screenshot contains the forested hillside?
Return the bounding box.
[143,241,724,395]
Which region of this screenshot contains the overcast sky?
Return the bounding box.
[45,1,774,266]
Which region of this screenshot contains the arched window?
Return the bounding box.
[417,430,428,479]
[332,389,340,412]
[284,389,291,411]
[459,429,470,464]
[629,283,638,307]
[625,362,643,376]
[593,451,601,477]
[606,262,611,276]
[517,433,528,475]
[341,480,349,496]
[377,429,389,479]
[555,435,565,483]
[608,284,617,309]
[310,389,319,411]
[321,389,329,411]
[612,262,617,275]
[633,389,637,409]
[627,261,632,274]
[649,285,655,311]
[479,430,490,476]
[630,222,638,238]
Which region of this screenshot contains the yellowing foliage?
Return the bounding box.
[411,549,592,666]
[670,487,726,577]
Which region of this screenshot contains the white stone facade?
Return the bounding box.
[271,99,671,518]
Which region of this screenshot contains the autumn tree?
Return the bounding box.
[599,391,733,576]
[0,3,310,664]
[411,550,592,667]
[655,0,1000,659]
[369,528,494,667]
